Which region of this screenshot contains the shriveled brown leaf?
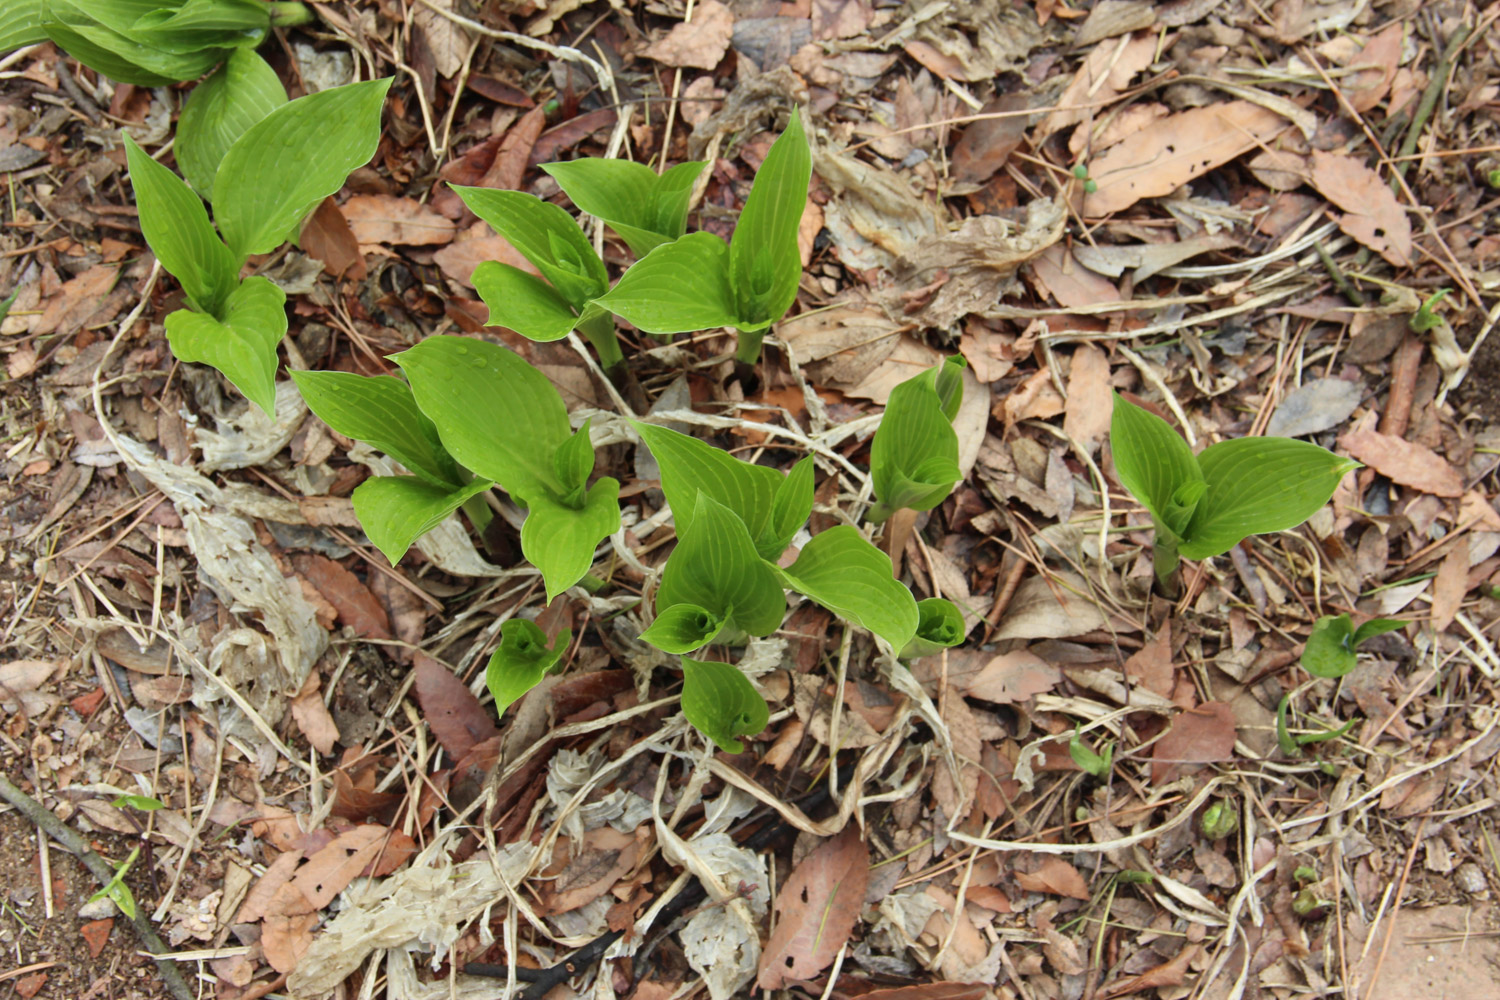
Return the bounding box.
[962,649,1061,704]
[1430,542,1468,633]
[1306,150,1411,266]
[1014,855,1090,900]
[856,985,990,1000]
[33,264,119,336]
[1039,31,1156,145]
[641,0,734,69]
[989,572,1108,641]
[434,222,542,288]
[1338,428,1463,497]
[1103,943,1199,997]
[291,672,340,756]
[291,825,391,909]
[478,105,545,191]
[545,826,645,914]
[342,194,457,247]
[758,825,869,988]
[1124,621,1173,698]
[951,94,1030,184]
[1344,22,1403,113]
[413,653,499,760]
[1152,702,1237,783]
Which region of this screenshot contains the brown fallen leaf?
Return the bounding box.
[999,367,1067,429]
[300,197,367,280]
[1343,22,1404,113]
[1430,543,1468,633]
[291,671,340,756]
[413,652,499,761]
[856,984,990,1000]
[434,222,542,288]
[758,824,869,988]
[1084,101,1289,215]
[1039,30,1156,145]
[1337,428,1463,497]
[990,572,1109,641]
[1103,942,1199,997]
[544,826,645,915]
[342,194,457,247]
[292,555,392,639]
[291,825,391,909]
[962,649,1061,704]
[1063,343,1112,451]
[1124,621,1173,698]
[951,94,1030,184]
[642,0,735,69]
[478,105,545,191]
[1152,701,1237,783]
[80,918,113,959]
[32,264,119,336]
[1014,855,1090,900]
[1306,150,1411,266]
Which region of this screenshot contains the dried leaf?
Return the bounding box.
[1430,543,1468,633]
[856,986,990,1000]
[642,0,734,69]
[342,194,457,247]
[291,672,340,756]
[1014,855,1089,900]
[1152,701,1237,783]
[479,105,545,191]
[292,555,392,639]
[413,653,499,761]
[300,197,367,280]
[1338,428,1463,497]
[1266,377,1362,438]
[1124,622,1173,698]
[434,222,542,288]
[1083,101,1289,215]
[990,572,1107,641]
[1345,22,1403,113]
[1063,343,1112,450]
[1307,150,1411,266]
[546,826,644,914]
[963,649,1061,704]
[758,825,869,988]
[80,918,113,959]
[33,264,119,336]
[1040,32,1156,144]
[951,94,1030,184]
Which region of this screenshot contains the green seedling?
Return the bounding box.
[1276,693,1359,758]
[1116,870,1155,885]
[898,597,968,659]
[1488,169,1500,189]
[126,76,390,414]
[1300,613,1404,679]
[868,355,965,524]
[1408,288,1451,333]
[1109,393,1358,593]
[1293,865,1318,883]
[634,422,920,654]
[486,619,570,716]
[294,337,619,601]
[1068,725,1113,778]
[88,845,140,920]
[594,109,812,365]
[680,655,770,753]
[541,158,707,258]
[1200,800,1238,839]
[112,793,164,812]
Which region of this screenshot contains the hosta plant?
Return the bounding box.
[899,597,968,660]
[126,76,390,413]
[680,655,769,753]
[292,336,620,601]
[1299,613,1404,679]
[1109,393,1358,592]
[593,109,811,365]
[868,355,965,523]
[487,619,570,716]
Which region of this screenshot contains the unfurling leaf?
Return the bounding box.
[728,107,811,331]
[640,603,726,654]
[351,476,493,566]
[593,232,739,334]
[1068,725,1113,778]
[470,262,579,342]
[452,187,607,307]
[899,598,967,659]
[486,619,570,716]
[778,526,918,651]
[164,276,286,414]
[1299,613,1404,679]
[680,656,768,753]
[541,158,706,257]
[291,370,461,488]
[652,494,786,646]
[520,481,621,603]
[176,47,286,195]
[868,357,963,523]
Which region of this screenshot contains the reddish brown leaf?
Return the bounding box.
[300,197,366,280]
[413,652,498,760]
[1430,543,1468,633]
[13,972,46,999]
[237,848,303,923]
[330,767,403,824]
[433,222,541,288]
[640,0,734,69]
[33,264,119,336]
[857,988,990,1000]
[1124,621,1173,698]
[543,826,644,914]
[1152,702,1237,783]
[1338,428,1463,497]
[758,825,869,988]
[291,825,390,909]
[951,94,1029,184]
[293,555,391,639]
[291,672,340,756]
[1063,343,1113,451]
[80,918,113,958]
[1308,150,1411,267]
[1104,943,1200,997]
[1013,855,1090,900]
[529,108,618,167]
[342,194,457,247]
[478,105,545,190]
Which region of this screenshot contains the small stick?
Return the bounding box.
[0,773,194,1000]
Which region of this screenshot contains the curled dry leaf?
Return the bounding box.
[1306,150,1411,266]
[300,197,367,280]
[1337,428,1463,497]
[1063,343,1113,451]
[1151,701,1237,783]
[758,824,869,988]
[292,555,392,639]
[989,572,1109,641]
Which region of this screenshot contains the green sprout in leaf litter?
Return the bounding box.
[487,619,571,717]
[88,846,141,920]
[126,75,391,414]
[1408,288,1451,333]
[868,355,966,524]
[594,108,812,366]
[1068,725,1113,779]
[680,656,770,754]
[1200,800,1238,839]
[112,793,165,812]
[1300,613,1405,679]
[1071,162,1097,193]
[1276,693,1359,758]
[1108,392,1359,594]
[899,597,968,660]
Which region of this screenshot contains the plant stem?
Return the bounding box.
[578,312,624,373]
[0,774,195,1000]
[1153,533,1181,598]
[461,491,493,534]
[267,1,316,26]
[735,328,765,366]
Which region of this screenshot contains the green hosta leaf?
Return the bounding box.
[351,475,492,566]
[541,158,706,257]
[164,276,285,414]
[1182,437,1358,559]
[655,494,786,641]
[762,456,814,561]
[593,232,740,334]
[395,336,572,503]
[289,371,460,488]
[869,360,961,522]
[934,355,965,421]
[177,47,286,196]
[0,0,46,50]
[123,135,238,316]
[680,656,769,754]
[471,261,579,342]
[111,793,164,811]
[520,479,621,603]
[1352,617,1404,647]
[899,598,966,659]
[44,0,219,84]
[1069,726,1113,778]
[213,76,392,258]
[634,422,781,545]
[778,526,918,650]
[640,603,726,654]
[1300,614,1358,679]
[728,107,810,329]
[553,419,595,496]
[1109,394,1201,536]
[451,187,607,307]
[486,619,569,716]
[130,0,268,53]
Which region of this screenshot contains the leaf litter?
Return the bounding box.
[2,2,1499,1000]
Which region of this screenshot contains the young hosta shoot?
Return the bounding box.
[1068,725,1113,779]
[680,656,769,753]
[899,598,967,660]
[541,158,707,257]
[393,336,620,601]
[1276,694,1359,758]
[634,423,920,652]
[177,48,288,196]
[868,355,965,523]
[594,109,812,364]
[1300,614,1404,679]
[1109,393,1359,592]
[126,76,390,413]
[487,619,570,716]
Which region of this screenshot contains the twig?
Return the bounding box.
[0,773,195,1000]
[1394,26,1472,182]
[1315,240,1366,306]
